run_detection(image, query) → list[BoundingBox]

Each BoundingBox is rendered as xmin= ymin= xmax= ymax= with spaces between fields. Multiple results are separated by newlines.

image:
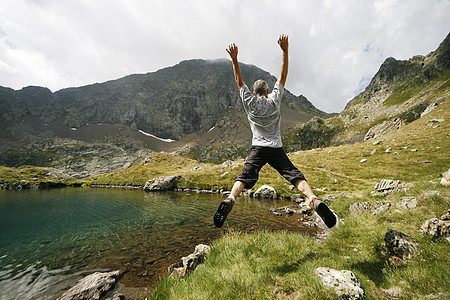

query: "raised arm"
xmin=226 ymin=43 xmax=244 ymax=89
xmin=278 ymin=34 xmax=289 ymax=87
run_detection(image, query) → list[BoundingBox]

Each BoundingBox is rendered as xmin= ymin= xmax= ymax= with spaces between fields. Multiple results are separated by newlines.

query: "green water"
xmin=0 ymin=187 xmax=313 ymax=299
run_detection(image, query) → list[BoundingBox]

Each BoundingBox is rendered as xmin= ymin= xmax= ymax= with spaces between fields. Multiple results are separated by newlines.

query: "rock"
xmin=168 ymin=244 xmax=210 ymax=278
xmin=57 ymin=270 xmax=121 ymax=300
xmin=373 ymin=139 xmax=383 ymax=145
xmin=364 ymin=118 xmax=405 ymax=141
xmin=421 ymin=218 xmax=450 ymax=241
xmin=105 ymin=293 xmax=125 ymax=300
xmin=396 ymin=197 xmax=418 ymax=210
xmin=144 ymin=175 xmax=182 ymax=191
xmin=349 ymin=201 xmax=391 ymax=215
xmin=373 ymin=179 xmax=413 ymax=195
xmin=382 ymin=286 xmax=402 ymax=298
xmin=440 ymin=168 xmax=450 ymax=186
xmin=423 ymin=190 xmax=441 ymax=198
xmin=253 ymin=185 xmax=277 ymax=199
xmin=441 ymin=210 xmax=450 ymax=221
xmin=420 ymin=102 xmax=438 ymax=117
xmin=271 ymin=206 xmax=302 ymax=216
xmin=384 ymin=229 xmax=421 ymax=267
xmin=291 ymin=194 xmax=305 ymax=203
xmin=315 ymin=267 xmax=364 ymax=299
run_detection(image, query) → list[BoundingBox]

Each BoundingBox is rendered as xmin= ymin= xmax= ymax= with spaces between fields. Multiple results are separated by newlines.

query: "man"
xmin=213 ymin=34 xmax=336 ymax=229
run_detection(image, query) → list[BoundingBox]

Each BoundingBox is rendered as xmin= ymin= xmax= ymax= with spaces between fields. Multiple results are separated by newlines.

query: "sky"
xmin=0 ymin=0 xmax=449 ymax=113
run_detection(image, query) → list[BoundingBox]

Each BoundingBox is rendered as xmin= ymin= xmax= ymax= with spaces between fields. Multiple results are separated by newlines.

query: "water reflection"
xmin=0 ymin=188 xmax=315 ymax=299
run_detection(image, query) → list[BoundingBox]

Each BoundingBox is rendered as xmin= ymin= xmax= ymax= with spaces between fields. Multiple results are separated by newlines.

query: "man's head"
xmin=253 ymin=79 xmax=269 ymax=96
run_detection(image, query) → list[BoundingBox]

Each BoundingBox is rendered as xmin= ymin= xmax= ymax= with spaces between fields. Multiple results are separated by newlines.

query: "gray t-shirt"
xmin=240 ymin=81 xmax=284 ymax=148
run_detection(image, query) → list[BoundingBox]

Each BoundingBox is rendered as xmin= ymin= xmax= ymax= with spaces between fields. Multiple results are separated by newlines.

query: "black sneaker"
xmin=312 ymin=198 xmax=336 ymax=228
xmin=213 ymin=198 xmax=234 ymax=228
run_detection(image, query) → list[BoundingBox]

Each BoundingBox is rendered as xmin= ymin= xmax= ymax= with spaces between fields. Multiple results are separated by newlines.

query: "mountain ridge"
xmin=0 ymin=59 xmax=328 ymax=176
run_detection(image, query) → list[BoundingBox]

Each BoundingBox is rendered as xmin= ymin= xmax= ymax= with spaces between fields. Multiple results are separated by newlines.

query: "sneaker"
xmin=311 ymin=197 xmax=336 ymax=228
xmin=214 ymin=198 xmax=234 ymax=228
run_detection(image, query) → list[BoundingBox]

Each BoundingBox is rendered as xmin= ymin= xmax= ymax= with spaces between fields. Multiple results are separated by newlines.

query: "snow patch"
xmin=139 ymin=130 xmax=175 ymax=143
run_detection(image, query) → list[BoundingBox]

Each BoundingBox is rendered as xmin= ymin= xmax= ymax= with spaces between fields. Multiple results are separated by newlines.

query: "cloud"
xmin=0 ymin=0 xmax=448 ymax=112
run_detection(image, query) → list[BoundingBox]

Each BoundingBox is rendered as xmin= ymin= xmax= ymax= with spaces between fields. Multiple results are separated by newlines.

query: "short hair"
xmin=253 ymin=79 xmax=268 ymax=96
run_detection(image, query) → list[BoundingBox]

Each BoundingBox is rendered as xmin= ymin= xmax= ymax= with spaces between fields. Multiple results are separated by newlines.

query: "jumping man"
xmin=214 ymin=34 xmax=336 ymax=229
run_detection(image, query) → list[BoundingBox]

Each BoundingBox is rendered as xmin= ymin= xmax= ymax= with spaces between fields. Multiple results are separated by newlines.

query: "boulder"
xmin=291 ymin=194 xmax=306 ymax=203
xmin=423 ymin=190 xmax=441 ymax=198
xmin=396 ymin=197 xmax=418 ymax=210
xmin=315 ymin=267 xmax=364 ymax=299
xmin=57 ymin=271 xmax=120 ymax=300
xmin=168 ymin=244 xmax=210 ymax=278
xmin=349 ymin=201 xmax=391 ymax=215
xmin=441 ymin=209 xmax=450 ymax=221
xmin=373 ymin=179 xmax=413 ymax=195
xmin=144 ymin=175 xmax=182 ymax=191
xmin=253 ymin=185 xmax=277 ymax=199
xmin=440 ymin=168 xmax=450 ymax=186
xmin=420 ymin=102 xmax=438 ymax=117
xmin=384 ymin=229 xmax=421 ymax=267
xmin=364 ymin=117 xmax=405 ymax=141
xmin=421 ymin=218 xmax=450 ymax=241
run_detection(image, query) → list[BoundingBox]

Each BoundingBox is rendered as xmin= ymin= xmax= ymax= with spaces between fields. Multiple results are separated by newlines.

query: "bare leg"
xmin=293 ymin=179 xmax=314 ymax=200
xmin=229 ymin=180 xmax=246 ymax=199
xmin=214 ymin=181 xmax=245 ymax=228
xmin=293 ymin=179 xmax=336 ymax=228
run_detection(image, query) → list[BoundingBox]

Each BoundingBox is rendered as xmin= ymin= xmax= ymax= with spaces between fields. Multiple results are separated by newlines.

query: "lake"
xmin=0 ymin=187 xmax=317 ymax=299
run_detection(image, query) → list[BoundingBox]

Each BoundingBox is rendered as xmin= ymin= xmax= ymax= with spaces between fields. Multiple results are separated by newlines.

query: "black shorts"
xmin=236 ymin=146 xmax=306 ymax=189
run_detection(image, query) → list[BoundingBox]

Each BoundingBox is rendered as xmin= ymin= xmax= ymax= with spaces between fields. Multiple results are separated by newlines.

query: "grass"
xmin=148 ymin=183 xmax=449 ymax=299
xmin=146 ymin=99 xmax=449 ymax=299
xmin=1 ymin=87 xmax=449 ymax=299
xmin=0 ymin=165 xmax=66 ymax=188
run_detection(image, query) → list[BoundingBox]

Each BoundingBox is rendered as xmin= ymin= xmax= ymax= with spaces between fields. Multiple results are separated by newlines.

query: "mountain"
xmin=0 ymin=60 xmax=327 ymax=177
xmin=2 ymin=32 xmax=448 ymax=178
xmin=283 ymin=32 xmax=450 ymax=151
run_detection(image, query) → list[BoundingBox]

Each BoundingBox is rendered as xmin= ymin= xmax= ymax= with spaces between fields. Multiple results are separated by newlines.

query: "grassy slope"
xmin=147 ymin=100 xmax=449 ymax=299
xmin=0 ymin=165 xmax=65 ymax=188
xmin=1 ymin=99 xmax=448 ymax=298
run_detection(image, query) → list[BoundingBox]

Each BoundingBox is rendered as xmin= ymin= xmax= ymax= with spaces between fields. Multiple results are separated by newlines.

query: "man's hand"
xmin=278 ymin=34 xmax=289 ymax=86
xmin=226 ymin=43 xmax=244 ymax=88
xmin=278 ymin=34 xmax=289 ymax=53
xmin=226 ymin=43 xmax=239 ymax=60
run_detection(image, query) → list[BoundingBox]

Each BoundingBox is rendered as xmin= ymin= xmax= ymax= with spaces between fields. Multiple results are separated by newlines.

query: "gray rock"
xmin=168 ymin=244 xmax=210 ymax=278
xmin=373 ymin=179 xmax=413 ymax=195
xmin=315 ymin=267 xmax=364 ymax=299
xmin=57 ymin=271 xmax=120 ymax=300
xmin=441 ymin=209 xmax=450 ymax=221
xmin=253 ymin=184 xmax=277 ymax=199
xmin=441 ymin=168 xmax=450 ymax=186
xmin=382 ymin=286 xmax=402 ymax=298
xmin=423 ymin=190 xmax=441 ymax=198
xmin=349 ymin=201 xmax=391 ymax=215
xmin=144 ymin=175 xmax=182 ymax=191
xmin=420 ymin=102 xmax=438 ymax=117
xmin=364 ymin=117 xmax=405 ymax=141
xmin=105 ymin=293 xmax=125 ymax=300
xmin=291 ymin=194 xmax=306 ymax=203
xmin=271 ymin=206 xmax=302 ymax=216
xmin=396 ymin=197 xmax=418 ymax=210
xmin=421 ymin=218 xmax=450 ymax=241
xmin=384 ymin=229 xmax=421 ymax=267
